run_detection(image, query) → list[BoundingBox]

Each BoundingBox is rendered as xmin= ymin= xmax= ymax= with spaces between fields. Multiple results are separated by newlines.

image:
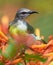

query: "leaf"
xmin=0 ymin=49 xmax=2 ymax=55
xmin=25 ymin=53 xmax=47 ymax=62
xmin=0 ymin=62 xmax=4 ymax=65
xmin=16 ymin=62 xmax=23 ymax=65
xmin=2 ymin=38 xmax=18 ymax=59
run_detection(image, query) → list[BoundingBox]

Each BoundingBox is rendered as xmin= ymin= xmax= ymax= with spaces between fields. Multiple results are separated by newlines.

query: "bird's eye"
xmin=21 ymin=12 xmax=26 ymax=14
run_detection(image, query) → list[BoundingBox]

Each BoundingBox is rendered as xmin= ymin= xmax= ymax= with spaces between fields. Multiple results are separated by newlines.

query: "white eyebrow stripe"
xmin=20 ymin=9 xmax=31 ymax=12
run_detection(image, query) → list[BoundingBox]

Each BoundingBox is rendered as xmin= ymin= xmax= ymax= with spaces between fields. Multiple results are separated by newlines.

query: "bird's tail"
xmin=30 ymin=34 xmax=47 ymax=44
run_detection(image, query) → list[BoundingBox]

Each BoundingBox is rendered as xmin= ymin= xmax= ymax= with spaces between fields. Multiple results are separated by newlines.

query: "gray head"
xmin=15 ymin=8 xmax=39 ymax=19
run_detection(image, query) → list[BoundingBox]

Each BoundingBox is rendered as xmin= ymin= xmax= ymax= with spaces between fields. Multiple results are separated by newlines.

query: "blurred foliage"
xmin=0 ymin=37 xmax=47 ymax=64
xmin=16 ymin=53 xmax=47 ymax=65
xmin=0 ymin=49 xmax=2 ymax=55
xmin=0 ymin=62 xmax=4 ymax=65
xmin=17 ymin=63 xmax=23 ymax=65
xmin=25 ymin=53 xmax=47 ymax=62
xmin=2 ymin=38 xmax=18 ymax=60
xmin=33 ymin=14 xmax=53 ymax=41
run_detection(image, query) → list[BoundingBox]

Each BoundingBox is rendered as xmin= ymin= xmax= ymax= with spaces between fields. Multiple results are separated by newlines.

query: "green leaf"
xmin=2 ymin=38 xmax=18 ymax=60
xmin=0 ymin=49 xmax=2 ymax=55
xmin=0 ymin=62 xmax=4 ymax=65
xmin=16 ymin=62 xmax=22 ymax=65
xmin=25 ymin=53 xmax=47 ymax=62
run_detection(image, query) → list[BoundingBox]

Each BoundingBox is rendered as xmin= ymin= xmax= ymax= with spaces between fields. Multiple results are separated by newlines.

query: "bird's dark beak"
xmin=30 ymin=11 xmax=39 ymax=14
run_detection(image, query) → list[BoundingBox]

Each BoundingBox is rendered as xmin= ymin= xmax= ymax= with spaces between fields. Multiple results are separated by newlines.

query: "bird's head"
xmin=15 ymin=8 xmax=39 ymax=19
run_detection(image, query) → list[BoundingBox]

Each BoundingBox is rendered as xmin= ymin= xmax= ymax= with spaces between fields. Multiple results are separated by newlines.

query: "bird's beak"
xmin=30 ymin=11 xmax=39 ymax=14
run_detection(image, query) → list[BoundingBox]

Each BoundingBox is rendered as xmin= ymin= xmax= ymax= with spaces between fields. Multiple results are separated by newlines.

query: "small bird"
xmin=9 ymin=8 xmax=46 ymax=45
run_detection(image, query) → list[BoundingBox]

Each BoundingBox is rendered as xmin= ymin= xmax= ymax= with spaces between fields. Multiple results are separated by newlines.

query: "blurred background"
xmin=0 ymin=0 xmax=53 ymax=41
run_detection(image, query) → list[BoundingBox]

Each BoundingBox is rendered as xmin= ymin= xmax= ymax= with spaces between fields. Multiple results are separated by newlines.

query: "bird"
xmin=9 ymin=8 xmax=46 ymax=46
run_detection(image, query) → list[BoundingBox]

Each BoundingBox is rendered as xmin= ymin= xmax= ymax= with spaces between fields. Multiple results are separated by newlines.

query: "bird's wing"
xmin=26 ymin=22 xmax=34 ymax=34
